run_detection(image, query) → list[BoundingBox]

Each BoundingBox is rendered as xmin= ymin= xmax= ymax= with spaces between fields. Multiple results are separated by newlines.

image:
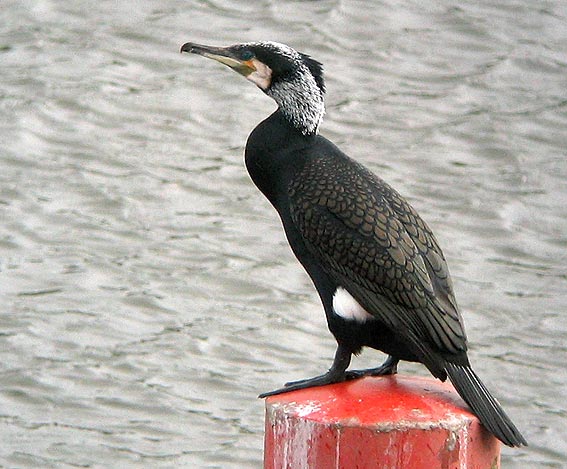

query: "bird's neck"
xmin=267 ymin=77 xmax=325 ymax=136
xmin=245 ymin=110 xmax=315 ymax=206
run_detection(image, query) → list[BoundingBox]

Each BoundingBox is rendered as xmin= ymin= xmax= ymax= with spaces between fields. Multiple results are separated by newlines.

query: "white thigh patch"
xmin=332 ymin=287 xmax=374 ymax=323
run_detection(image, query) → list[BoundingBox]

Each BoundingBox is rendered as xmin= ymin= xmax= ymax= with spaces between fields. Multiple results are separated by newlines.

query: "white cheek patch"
xmin=245 ymin=59 xmax=272 ymax=90
xmin=332 ymin=287 xmax=375 ymax=323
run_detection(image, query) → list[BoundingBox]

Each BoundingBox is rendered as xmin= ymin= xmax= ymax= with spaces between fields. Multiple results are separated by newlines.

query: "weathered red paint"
xmin=264 ymin=375 xmax=500 ymax=469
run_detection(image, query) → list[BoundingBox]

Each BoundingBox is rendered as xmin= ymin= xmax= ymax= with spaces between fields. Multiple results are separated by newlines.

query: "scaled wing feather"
xmin=289 ymin=154 xmax=467 ymax=354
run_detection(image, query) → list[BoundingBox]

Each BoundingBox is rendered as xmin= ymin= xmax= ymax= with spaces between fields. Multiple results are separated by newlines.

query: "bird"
xmin=180 ymin=40 xmax=527 ymax=447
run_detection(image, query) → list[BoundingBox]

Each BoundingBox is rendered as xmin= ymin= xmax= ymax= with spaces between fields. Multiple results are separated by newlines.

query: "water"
xmin=1 ymin=0 xmax=566 ymax=467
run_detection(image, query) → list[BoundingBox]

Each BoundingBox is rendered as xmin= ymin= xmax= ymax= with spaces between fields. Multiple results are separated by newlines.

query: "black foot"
xmin=344 ymin=356 xmax=399 ymax=380
xmin=259 ymin=370 xmax=346 ymax=398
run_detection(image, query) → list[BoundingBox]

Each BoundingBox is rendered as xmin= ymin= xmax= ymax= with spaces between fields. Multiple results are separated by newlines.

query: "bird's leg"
xmin=344 ymin=355 xmax=399 ymax=380
xmin=259 ymin=345 xmax=352 ymax=398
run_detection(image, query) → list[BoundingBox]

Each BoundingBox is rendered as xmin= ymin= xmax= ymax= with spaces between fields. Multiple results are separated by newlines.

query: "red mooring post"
xmin=264 ymin=375 xmax=500 ymax=469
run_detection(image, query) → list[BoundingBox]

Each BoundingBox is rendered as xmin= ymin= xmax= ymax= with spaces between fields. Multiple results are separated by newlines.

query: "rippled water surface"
xmin=1 ymin=1 xmax=566 ymax=467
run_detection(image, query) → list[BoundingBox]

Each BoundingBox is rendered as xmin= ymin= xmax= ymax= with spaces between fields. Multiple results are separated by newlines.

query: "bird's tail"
xmin=444 ymin=361 xmax=527 ymax=447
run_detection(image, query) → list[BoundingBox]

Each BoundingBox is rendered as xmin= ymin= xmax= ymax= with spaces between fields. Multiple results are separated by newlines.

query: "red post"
xmin=264 ymin=375 xmax=500 ymax=469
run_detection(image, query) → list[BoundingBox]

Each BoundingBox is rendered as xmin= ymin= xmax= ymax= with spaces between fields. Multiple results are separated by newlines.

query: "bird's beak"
xmin=180 ymin=42 xmax=256 ymax=77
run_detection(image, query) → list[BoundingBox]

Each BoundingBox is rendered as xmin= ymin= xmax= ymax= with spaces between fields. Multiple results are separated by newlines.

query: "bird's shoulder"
xmin=288 ymin=147 xmax=431 ymax=296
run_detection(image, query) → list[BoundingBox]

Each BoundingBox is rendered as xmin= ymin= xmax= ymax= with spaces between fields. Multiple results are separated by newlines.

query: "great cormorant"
xmin=180 ymin=40 xmax=527 ymax=447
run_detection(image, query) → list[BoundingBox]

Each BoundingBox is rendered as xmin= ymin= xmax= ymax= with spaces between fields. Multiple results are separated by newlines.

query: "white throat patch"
xmin=240 ymin=41 xmax=325 ymax=135
xmin=332 ymin=287 xmax=375 ymax=323
xmin=245 ymin=59 xmax=272 ymax=90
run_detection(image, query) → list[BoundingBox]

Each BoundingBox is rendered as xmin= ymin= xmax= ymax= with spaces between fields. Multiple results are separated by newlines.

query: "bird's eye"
xmin=240 ymin=50 xmax=255 ymax=61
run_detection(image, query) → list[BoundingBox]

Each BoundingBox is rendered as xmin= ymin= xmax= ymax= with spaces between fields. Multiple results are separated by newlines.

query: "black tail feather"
xmin=445 ymin=361 xmax=527 ymax=447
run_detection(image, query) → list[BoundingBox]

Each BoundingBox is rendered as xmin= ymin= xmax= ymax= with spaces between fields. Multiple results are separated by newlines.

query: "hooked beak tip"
xmin=180 ymin=42 xmax=193 ymax=54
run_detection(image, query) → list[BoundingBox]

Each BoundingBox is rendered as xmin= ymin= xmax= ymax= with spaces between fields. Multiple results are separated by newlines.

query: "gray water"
xmin=1 ymin=0 xmax=566 ymax=467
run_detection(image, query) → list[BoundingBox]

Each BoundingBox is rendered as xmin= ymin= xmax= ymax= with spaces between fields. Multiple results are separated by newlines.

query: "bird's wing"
xmin=289 ymin=153 xmax=467 ymax=354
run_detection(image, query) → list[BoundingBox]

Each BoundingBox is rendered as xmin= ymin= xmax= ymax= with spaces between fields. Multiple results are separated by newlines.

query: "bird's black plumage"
xmin=180 ymin=40 xmax=527 ymax=447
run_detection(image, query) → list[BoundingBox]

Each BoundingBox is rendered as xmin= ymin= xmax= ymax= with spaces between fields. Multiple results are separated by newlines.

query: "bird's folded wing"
xmin=289 ymin=155 xmax=467 ymax=354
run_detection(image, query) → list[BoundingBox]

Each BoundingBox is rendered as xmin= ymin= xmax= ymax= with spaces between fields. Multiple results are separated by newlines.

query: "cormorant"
xmin=180 ymin=40 xmax=527 ymax=447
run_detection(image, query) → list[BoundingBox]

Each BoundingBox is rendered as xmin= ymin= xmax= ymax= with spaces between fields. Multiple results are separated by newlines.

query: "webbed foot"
xmin=259 ymin=344 xmax=353 ymax=398
xmin=259 ymin=370 xmax=347 ymax=398
xmin=344 ymin=356 xmax=399 ymax=380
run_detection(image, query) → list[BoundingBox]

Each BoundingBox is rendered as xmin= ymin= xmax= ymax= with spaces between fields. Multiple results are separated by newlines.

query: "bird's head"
xmin=180 ymin=41 xmax=326 ymax=135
